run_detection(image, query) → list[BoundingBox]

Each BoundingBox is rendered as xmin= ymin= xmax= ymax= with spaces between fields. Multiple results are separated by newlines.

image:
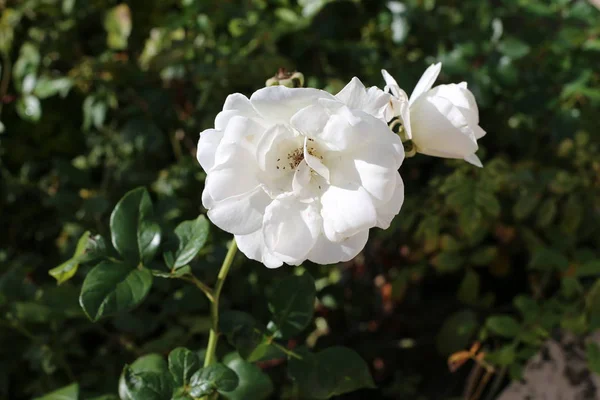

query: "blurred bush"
xmin=1 ymin=0 xmax=600 ymax=398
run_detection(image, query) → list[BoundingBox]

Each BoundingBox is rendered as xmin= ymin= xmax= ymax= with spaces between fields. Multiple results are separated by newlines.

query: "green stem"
xmin=182 ymin=274 xmax=215 ymax=303
xmin=203 ymin=239 xmax=238 ymax=368
xmin=269 ymin=340 xmax=303 ymax=360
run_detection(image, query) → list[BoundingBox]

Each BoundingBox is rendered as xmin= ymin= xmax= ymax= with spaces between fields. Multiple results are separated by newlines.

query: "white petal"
xmin=235 ymin=231 xmax=283 ymax=269
xmin=214 ymin=93 xmax=260 ymax=131
xmin=290 ymin=104 xmax=331 ymax=138
xmin=464 ymin=153 xmax=483 ymax=168
xmin=213 ymin=116 xmax=264 ymax=168
xmin=335 ymin=77 xmax=391 ymax=120
xmin=197 ymin=128 xmax=223 ymax=172
xmin=374 ymin=172 xmax=405 ymax=229
xmin=381 ymin=69 xmax=401 ymax=98
xmin=255 ymin=124 xmax=296 ymax=171
xmin=206 ymin=163 xmax=260 ymax=202
xmin=250 ymin=86 xmax=335 ymax=124
xmin=411 ymin=94 xmax=478 ymax=158
xmin=321 ymin=185 xmax=377 ymax=242
xmin=429 ymin=83 xmax=486 ymax=139
xmin=207 ymin=187 xmax=271 ymax=235
xmin=292 ymin=159 xmax=312 ymax=196
xmin=354 ymin=156 xmax=397 ymax=203
xmin=409 ymin=62 xmax=442 ymax=106
xmin=307 ymin=229 xmax=369 ymax=265
xmin=304 ymin=137 xmax=330 ymax=182
xmin=263 ymin=197 xmax=322 ymax=264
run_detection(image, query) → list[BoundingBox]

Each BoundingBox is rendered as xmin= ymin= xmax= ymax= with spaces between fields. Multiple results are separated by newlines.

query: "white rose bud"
xmin=197 ymin=80 xmax=405 ymax=268
xmin=382 ymin=63 xmax=486 ymax=167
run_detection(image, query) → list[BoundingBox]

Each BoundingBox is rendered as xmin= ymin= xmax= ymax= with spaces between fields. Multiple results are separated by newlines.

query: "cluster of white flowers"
xmin=197 ymin=63 xmax=485 ymax=268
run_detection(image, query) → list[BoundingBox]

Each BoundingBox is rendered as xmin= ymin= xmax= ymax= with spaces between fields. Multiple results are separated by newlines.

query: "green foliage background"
xmin=1 ymin=0 xmax=600 ymax=398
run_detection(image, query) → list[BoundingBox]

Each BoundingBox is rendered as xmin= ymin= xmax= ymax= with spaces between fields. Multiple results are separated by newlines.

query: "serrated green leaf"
xmin=121 ymin=366 xmax=172 ymax=400
xmin=172 ymin=215 xmax=209 ymax=269
xmin=222 ymin=352 xmax=273 ymax=400
xmin=268 ymin=273 xmax=316 ymax=339
xmin=188 ymin=364 xmax=239 ymax=397
xmin=485 ymin=315 xmax=521 ymax=337
xmin=33 ymin=383 xmax=78 ymax=400
xmin=110 ymin=187 xmax=161 ymax=265
xmin=79 ymin=260 xmax=153 ymax=321
xmin=168 ymin=347 xmax=201 ymax=387
xmin=288 ymin=347 xmax=375 ymax=399
xmin=118 ymin=354 xmax=169 ymax=400
xmin=49 ymin=231 xmax=90 ymax=284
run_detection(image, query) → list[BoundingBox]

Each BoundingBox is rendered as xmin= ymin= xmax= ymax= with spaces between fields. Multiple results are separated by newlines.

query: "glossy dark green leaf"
xmin=121 ymin=365 xmax=172 ymax=400
xmin=219 ymin=311 xmax=271 ymax=362
xmin=172 ymin=215 xmax=209 ymax=269
xmin=33 ymin=383 xmax=78 ymax=400
xmin=188 ymin=364 xmax=239 ymax=397
xmin=49 ymin=231 xmax=90 ymax=285
xmin=168 ymin=347 xmax=201 ymax=387
xmin=118 ymin=354 xmax=169 ymax=400
xmin=110 ymin=187 xmax=161 ymax=264
xmin=288 ymin=347 xmax=375 ymax=399
xmin=222 ymin=352 xmax=273 ymax=400
xmin=268 ymin=273 xmax=315 ymax=339
xmin=79 ymin=260 xmax=153 ymax=321
xmin=485 ymin=315 xmax=521 ymax=338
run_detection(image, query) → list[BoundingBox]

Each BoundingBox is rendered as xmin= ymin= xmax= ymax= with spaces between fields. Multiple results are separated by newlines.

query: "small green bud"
xmin=266 ymin=68 xmax=305 ymax=88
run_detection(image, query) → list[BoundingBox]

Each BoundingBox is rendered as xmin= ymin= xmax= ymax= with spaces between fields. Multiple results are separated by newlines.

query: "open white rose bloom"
xmin=382 ymin=63 xmax=486 ymax=167
xmin=197 ymin=79 xmax=405 ymax=268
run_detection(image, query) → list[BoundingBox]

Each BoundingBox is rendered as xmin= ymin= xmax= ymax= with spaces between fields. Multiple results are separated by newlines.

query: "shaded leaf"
xmin=168 ymin=347 xmax=201 ymax=387
xmin=288 ymin=347 xmax=375 ymax=399
xmin=79 ymin=261 xmax=153 ymax=321
xmin=222 ymin=353 xmax=273 ymax=400
xmin=171 ymin=215 xmax=209 ymax=269
xmin=268 ymin=273 xmax=316 ymax=339
xmin=486 ymin=315 xmax=521 ymax=338
xmin=189 ymin=364 xmax=239 ymax=397
xmin=33 ymin=383 xmax=78 ymax=400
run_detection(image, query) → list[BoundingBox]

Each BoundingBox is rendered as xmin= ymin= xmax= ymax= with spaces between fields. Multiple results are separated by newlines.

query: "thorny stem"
xmin=203 ymin=239 xmax=238 ymax=368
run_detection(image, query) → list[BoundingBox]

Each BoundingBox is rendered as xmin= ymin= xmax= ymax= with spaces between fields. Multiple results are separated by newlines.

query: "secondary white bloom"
xmin=197 ymin=80 xmax=404 ymax=268
xmin=382 ymin=63 xmax=486 ymax=167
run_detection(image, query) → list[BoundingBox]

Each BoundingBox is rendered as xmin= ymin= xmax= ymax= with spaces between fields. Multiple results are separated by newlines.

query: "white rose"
xmin=197 ymin=80 xmax=405 ymax=268
xmin=382 ymin=63 xmax=486 ymax=167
